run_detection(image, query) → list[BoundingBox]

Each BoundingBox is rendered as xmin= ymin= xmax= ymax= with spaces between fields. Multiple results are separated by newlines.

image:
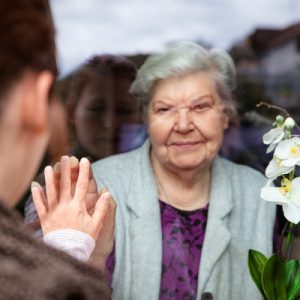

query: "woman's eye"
xmin=156 ymin=107 xmax=170 ymax=113
xmin=193 ymin=103 xmax=210 ymax=112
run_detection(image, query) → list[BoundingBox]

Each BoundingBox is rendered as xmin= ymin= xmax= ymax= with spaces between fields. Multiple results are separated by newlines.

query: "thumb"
xmin=91 ymin=192 xmax=110 ymax=239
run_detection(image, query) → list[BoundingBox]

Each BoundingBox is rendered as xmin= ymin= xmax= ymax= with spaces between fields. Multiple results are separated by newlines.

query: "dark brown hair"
xmin=0 ymin=0 xmax=57 ymax=99
xmin=68 ymin=54 xmax=137 ymax=107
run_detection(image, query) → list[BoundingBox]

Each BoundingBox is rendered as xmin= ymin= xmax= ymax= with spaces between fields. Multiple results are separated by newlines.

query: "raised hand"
xmin=31 ymin=156 xmax=111 ymax=241
xmin=52 ymin=156 xmax=99 ymax=215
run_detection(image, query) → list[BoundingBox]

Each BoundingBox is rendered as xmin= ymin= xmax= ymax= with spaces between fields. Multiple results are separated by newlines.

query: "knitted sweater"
xmin=0 ymin=200 xmax=110 ymax=300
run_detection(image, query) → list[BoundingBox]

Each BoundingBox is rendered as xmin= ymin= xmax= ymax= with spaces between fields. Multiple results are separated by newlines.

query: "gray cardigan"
xmin=92 ymin=139 xmax=276 ymax=300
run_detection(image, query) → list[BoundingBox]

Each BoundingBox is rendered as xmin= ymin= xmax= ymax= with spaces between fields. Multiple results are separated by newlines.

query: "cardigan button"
xmin=201 ymin=292 xmax=213 ymax=300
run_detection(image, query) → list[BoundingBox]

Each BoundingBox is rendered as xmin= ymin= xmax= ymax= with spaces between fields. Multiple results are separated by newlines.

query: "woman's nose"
xmin=174 ymin=108 xmax=193 ymax=132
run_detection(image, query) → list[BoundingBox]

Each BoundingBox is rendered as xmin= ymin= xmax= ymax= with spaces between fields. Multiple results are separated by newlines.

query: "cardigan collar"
xmin=197 ymin=156 xmax=233 ymax=296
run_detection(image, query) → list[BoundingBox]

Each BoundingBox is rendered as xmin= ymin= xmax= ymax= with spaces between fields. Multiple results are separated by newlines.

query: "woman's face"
xmin=148 ymin=71 xmax=229 ymax=173
xmin=74 ymin=74 xmax=139 ymax=159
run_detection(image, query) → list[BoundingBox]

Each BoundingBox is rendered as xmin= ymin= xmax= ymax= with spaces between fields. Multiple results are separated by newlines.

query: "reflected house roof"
xmin=249 ymin=22 xmax=300 ymax=54
xmin=230 ymin=21 xmax=300 ymax=118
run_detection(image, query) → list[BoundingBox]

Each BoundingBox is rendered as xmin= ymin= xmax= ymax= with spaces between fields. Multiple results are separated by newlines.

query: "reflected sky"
xmin=50 ymin=0 xmax=300 ymax=76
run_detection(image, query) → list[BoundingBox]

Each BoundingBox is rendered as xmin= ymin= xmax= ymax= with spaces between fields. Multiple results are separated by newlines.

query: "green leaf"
xmin=248 ymin=249 xmax=268 ymax=297
xmin=285 ymin=260 xmax=300 ymax=300
xmin=262 ymin=255 xmax=287 ymax=300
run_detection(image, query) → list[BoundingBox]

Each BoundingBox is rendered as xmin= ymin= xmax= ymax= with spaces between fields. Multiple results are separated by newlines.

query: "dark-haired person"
xmin=24 ymin=54 xmax=145 ymax=240
xmin=0 ymin=1 xmax=112 ymax=299
xmin=66 ymin=54 xmax=146 ymax=160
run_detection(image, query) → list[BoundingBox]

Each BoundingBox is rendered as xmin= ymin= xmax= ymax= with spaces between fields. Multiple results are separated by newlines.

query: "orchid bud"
xmin=275 ymin=115 xmax=284 ymax=126
xmin=283 ymin=117 xmax=295 ymax=130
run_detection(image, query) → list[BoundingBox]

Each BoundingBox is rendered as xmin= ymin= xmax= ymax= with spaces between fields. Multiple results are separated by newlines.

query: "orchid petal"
xmin=266 ymin=143 xmax=277 ymax=153
xmin=275 ymin=139 xmax=296 ymax=159
xmin=265 ymin=158 xmax=294 ymax=178
xmin=263 ymin=128 xmax=284 ymax=144
xmin=282 ymin=203 xmax=300 ymax=224
xmin=261 ymin=186 xmax=288 ymax=205
xmin=292 ymin=177 xmax=300 ymax=188
xmin=272 ymin=131 xmax=285 ymax=144
xmin=281 ymin=157 xmax=300 ymax=167
xmin=291 ymin=178 xmax=300 ymax=205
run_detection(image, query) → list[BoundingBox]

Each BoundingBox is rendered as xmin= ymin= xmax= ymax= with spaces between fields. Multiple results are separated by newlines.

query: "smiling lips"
xmin=169 ymin=141 xmax=202 ymax=149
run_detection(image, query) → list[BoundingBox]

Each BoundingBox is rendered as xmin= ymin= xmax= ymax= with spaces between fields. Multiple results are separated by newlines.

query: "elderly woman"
xmin=35 ymin=42 xmax=275 ymax=300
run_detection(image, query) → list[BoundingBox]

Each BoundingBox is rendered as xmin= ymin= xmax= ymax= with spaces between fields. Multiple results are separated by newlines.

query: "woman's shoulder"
xmin=216 ymin=157 xmax=274 ymax=216
xmin=217 ymin=156 xmax=267 ymax=185
xmin=218 ymin=157 xmax=266 ymax=180
xmin=93 ymin=148 xmax=139 ymax=169
xmin=92 ymin=139 xmax=150 ymax=180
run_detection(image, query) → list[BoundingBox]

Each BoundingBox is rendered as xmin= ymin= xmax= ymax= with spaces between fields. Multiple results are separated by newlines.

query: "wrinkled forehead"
xmin=149 ymin=71 xmax=221 ymax=105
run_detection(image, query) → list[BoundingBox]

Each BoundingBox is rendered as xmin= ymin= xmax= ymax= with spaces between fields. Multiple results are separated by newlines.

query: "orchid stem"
xmin=283 ymin=222 xmax=295 ymax=261
xmin=278 ymin=220 xmax=289 ymax=257
xmin=256 ymin=101 xmax=300 ymax=132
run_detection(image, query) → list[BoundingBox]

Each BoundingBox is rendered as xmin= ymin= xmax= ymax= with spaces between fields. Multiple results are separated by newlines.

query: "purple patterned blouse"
xmin=105 ymin=200 xmax=209 ymax=300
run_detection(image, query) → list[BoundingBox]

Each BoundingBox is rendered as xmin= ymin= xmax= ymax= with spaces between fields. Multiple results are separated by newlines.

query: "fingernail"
xmin=99 ymin=187 xmax=108 ymax=195
xmin=53 ymin=162 xmax=61 ymax=173
xmin=86 ymin=156 xmax=93 ymax=163
xmin=31 ymin=181 xmax=40 ymax=189
xmin=70 ymin=156 xmax=79 ymax=167
xmin=102 ymin=192 xmax=110 ymax=201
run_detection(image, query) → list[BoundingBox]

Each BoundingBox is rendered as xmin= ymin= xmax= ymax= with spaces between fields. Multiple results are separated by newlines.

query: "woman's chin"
xmin=169 ymin=158 xmax=210 ymax=172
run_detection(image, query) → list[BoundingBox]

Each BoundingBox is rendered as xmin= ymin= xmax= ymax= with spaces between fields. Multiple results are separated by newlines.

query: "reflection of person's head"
xmin=67 ymin=55 xmax=139 ymax=159
xmin=0 ymin=0 xmax=56 ymax=206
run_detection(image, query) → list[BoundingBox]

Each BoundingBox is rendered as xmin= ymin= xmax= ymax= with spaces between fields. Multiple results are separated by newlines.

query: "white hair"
xmin=130 ymin=41 xmax=237 ymax=119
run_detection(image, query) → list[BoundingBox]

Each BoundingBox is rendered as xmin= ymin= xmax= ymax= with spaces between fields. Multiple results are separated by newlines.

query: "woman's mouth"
xmin=170 ymin=141 xmax=201 ymax=150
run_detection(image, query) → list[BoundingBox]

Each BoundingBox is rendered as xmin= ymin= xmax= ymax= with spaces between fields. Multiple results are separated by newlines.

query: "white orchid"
xmin=261 ymin=177 xmax=300 ymax=224
xmin=261 ymin=113 xmax=300 ymax=223
xmin=263 ymin=127 xmax=285 ymax=153
xmin=249 ymin=108 xmax=300 ymax=299
xmin=274 ymin=137 xmax=300 ymax=167
xmin=265 ymin=157 xmax=295 ymax=179
xmin=262 ymin=116 xmax=295 ymax=153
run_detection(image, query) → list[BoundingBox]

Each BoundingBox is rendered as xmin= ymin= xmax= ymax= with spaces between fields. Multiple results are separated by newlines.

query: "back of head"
xmin=130 ymin=41 xmax=236 ymax=113
xmin=0 ymin=0 xmax=57 ymax=101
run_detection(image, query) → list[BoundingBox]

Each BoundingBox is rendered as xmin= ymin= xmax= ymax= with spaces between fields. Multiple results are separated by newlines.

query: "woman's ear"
xmin=222 ymin=113 xmax=229 ymax=130
xmin=22 ymin=71 xmax=54 ymax=134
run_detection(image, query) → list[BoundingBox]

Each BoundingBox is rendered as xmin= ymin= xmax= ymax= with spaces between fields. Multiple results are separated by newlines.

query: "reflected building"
xmin=231 ymin=22 xmax=300 ymax=118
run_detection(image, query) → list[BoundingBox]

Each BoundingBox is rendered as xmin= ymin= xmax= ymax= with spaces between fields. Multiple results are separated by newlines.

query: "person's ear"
xmin=223 ymin=113 xmax=229 ymax=130
xmin=22 ymin=71 xmax=54 ymax=134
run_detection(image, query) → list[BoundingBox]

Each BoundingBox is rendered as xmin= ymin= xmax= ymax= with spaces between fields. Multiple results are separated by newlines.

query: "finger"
xmin=92 ymin=192 xmax=111 ymax=237
xmin=70 ymin=156 xmax=80 ymax=182
xmin=99 ymin=187 xmax=108 ymax=196
xmin=53 ymin=161 xmax=61 ymax=194
xmin=105 ymin=196 xmax=117 ymax=229
xmin=44 ymin=166 xmax=58 ymax=209
xmin=74 ymin=157 xmax=90 ymax=203
xmin=54 ymin=156 xmax=79 ymax=182
xmin=31 ymin=182 xmax=47 ymax=222
xmin=86 ymin=186 xmax=107 ymax=216
xmin=87 ymin=159 xmax=94 ymax=180
xmin=39 ymin=184 xmax=48 ymax=209
xmin=60 ymin=155 xmax=72 ymax=201
xmin=53 ymin=161 xmax=61 ymax=175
